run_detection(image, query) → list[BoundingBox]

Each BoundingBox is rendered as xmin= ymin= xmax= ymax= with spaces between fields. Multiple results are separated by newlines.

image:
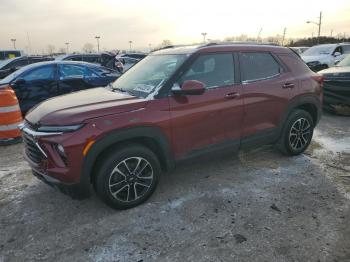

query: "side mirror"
xmin=12 ymin=78 xmax=26 ymax=86
xmin=172 ymin=80 xmax=206 ymax=95
xmin=334 ymin=52 xmax=341 ymax=57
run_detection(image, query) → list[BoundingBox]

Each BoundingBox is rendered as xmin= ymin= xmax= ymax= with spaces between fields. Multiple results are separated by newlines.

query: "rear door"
xmin=11 ymin=64 xmax=58 ymax=113
xmin=169 ymin=53 xmax=243 ymax=159
xmin=239 ymin=52 xmax=296 ymax=146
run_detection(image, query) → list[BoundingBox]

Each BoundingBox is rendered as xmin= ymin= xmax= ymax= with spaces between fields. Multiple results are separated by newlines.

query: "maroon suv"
xmin=20 ymin=44 xmax=323 ymax=209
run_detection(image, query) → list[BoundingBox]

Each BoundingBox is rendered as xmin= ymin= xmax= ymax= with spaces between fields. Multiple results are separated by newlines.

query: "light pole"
xmin=11 ymin=39 xmax=16 ymax=49
xmin=95 ymin=36 xmax=101 ymax=52
xmin=281 ymin=27 xmax=287 ymax=46
xmin=257 ymin=28 xmax=262 ymax=42
xmin=129 ymin=41 xmax=133 ymax=51
xmin=65 ymin=42 xmax=69 ymax=53
xmin=201 ymin=32 xmax=207 ymax=43
xmin=149 ymin=43 xmax=152 ymax=52
xmin=307 ymin=11 xmax=322 ymax=44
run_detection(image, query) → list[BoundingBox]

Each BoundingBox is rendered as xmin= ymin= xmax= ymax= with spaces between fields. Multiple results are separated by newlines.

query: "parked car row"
xmin=0 ymin=61 xmax=120 ymax=113
xmin=301 ymin=42 xmax=350 ymax=71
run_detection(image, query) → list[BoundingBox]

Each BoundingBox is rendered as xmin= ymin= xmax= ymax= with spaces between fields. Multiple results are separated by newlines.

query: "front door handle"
xmin=283 ymin=83 xmax=295 ymax=89
xmin=225 ymin=92 xmax=240 ymax=99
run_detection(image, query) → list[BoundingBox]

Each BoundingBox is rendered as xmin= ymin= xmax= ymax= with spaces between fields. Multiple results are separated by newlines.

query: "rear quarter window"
xmin=240 ymin=52 xmax=282 ymax=82
xmin=277 ymin=53 xmax=311 ymax=75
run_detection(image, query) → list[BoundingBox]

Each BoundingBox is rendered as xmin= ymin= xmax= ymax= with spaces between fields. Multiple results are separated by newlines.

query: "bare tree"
xmin=58 ymin=47 xmax=66 ymax=54
xmin=160 ymin=40 xmax=173 ymax=47
xmin=47 ymin=44 xmax=56 ymax=55
xmin=82 ymin=43 xmax=94 ymax=53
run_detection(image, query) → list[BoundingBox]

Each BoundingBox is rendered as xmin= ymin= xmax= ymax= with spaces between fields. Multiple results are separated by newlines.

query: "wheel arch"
xmin=277 ymin=95 xmax=322 ymax=138
xmin=80 ymin=126 xmax=175 ymax=186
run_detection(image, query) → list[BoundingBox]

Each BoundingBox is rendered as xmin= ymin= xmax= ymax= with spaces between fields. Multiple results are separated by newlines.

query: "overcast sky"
xmin=1 ymin=0 xmax=349 ymax=53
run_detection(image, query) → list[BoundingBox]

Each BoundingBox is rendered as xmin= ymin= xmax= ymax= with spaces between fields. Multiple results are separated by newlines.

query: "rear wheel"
xmin=276 ymin=109 xmax=314 ymax=155
xmin=95 ymin=144 xmax=160 ymax=209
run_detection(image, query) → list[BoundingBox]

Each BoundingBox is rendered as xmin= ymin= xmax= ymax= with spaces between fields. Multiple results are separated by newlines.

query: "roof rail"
xmin=200 ymin=41 xmax=280 ymax=47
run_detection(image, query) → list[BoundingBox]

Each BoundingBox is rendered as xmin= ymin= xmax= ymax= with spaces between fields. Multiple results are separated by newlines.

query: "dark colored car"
xmin=21 ymin=43 xmax=323 ymax=209
xmin=319 ymin=55 xmax=350 ymax=114
xmin=0 ymin=56 xmax=53 ymax=79
xmin=55 ymin=52 xmax=117 ymax=69
xmin=118 ymin=53 xmax=147 ymax=60
xmin=0 ymin=61 xmax=120 ymax=113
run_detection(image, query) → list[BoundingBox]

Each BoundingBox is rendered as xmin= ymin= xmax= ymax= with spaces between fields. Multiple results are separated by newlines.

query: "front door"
xmin=12 ymin=64 xmax=58 ymax=113
xmin=168 ymin=53 xmax=243 ymax=159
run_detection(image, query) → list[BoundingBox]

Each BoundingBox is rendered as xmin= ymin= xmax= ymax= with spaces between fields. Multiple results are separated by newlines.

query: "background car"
xmin=301 ymin=43 xmax=350 ymax=71
xmin=318 ymin=54 xmax=350 ymax=115
xmin=115 ymin=56 xmax=141 ymax=72
xmin=55 ymin=52 xmax=117 ymax=69
xmin=290 ymin=46 xmax=309 ymax=54
xmin=0 ymin=56 xmax=53 ymax=79
xmin=0 ymin=61 xmax=120 ymax=113
xmin=0 ymin=50 xmax=25 ymax=60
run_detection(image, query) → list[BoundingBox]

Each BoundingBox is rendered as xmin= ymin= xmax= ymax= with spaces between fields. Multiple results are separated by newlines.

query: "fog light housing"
xmin=55 ymin=144 xmax=68 ymax=164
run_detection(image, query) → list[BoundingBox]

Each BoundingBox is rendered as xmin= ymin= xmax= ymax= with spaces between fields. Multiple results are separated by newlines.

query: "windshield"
xmin=303 ymin=45 xmax=335 ymax=56
xmin=111 ymin=54 xmax=187 ymax=97
xmin=337 ymin=55 xmax=350 ymax=67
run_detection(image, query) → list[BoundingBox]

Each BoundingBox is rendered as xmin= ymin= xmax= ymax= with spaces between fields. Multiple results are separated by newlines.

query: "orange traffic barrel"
xmin=0 ymin=85 xmax=23 ymax=145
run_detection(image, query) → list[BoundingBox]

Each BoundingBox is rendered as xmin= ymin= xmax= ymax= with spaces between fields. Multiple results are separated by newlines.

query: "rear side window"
xmin=59 ymin=64 xmax=98 ymax=78
xmin=342 ymin=45 xmax=350 ymax=54
xmin=240 ymin=52 xmax=282 ymax=82
xmin=22 ymin=66 xmax=55 ymax=81
xmin=180 ymin=53 xmax=235 ymax=89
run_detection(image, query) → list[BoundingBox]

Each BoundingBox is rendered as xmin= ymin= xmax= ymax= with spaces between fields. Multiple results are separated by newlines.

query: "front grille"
xmin=23 ymin=133 xmax=46 ymax=164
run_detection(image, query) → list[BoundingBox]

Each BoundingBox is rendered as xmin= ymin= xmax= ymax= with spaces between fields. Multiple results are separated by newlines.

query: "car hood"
xmin=319 ymin=66 xmax=350 ymax=79
xmin=25 ymin=87 xmax=148 ymax=126
xmin=301 ymin=55 xmax=328 ymax=63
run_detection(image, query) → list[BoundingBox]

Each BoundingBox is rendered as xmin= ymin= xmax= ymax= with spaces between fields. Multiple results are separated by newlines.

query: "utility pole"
xmin=11 ymin=39 xmax=16 ymax=49
xmin=201 ymin=32 xmax=207 ymax=43
xmin=65 ymin=42 xmax=69 ymax=53
xmin=95 ymin=36 xmax=100 ymax=52
xmin=330 ymin=29 xmax=333 ymax=37
xmin=307 ymin=11 xmax=322 ymax=44
xmin=281 ymin=27 xmax=287 ymax=46
xmin=129 ymin=41 xmax=133 ymax=51
xmin=149 ymin=43 xmax=152 ymax=52
xmin=257 ymin=28 xmax=262 ymax=42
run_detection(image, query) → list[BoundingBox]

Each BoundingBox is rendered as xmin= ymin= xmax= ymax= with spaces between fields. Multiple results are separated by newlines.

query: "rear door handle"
xmin=225 ymin=92 xmax=240 ymax=99
xmin=282 ymin=83 xmax=295 ymax=89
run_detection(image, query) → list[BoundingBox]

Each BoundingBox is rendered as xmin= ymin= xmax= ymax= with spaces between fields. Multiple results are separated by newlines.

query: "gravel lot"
xmin=0 ymin=113 xmax=349 ymax=262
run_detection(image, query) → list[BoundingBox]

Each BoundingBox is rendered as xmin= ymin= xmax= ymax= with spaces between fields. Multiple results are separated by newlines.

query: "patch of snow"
xmin=313 ymin=130 xmax=350 ymax=153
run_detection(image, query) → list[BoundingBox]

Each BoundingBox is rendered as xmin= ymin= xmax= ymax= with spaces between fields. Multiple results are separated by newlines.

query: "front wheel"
xmin=276 ymin=109 xmax=314 ymax=155
xmin=95 ymin=144 xmax=160 ymax=209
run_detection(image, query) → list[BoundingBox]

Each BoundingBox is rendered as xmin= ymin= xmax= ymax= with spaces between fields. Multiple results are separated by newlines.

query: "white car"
xmin=301 ymin=43 xmax=350 ymax=71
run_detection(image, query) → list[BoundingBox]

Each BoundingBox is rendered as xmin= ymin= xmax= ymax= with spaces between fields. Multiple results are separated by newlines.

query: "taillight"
xmin=312 ymin=75 xmax=324 ymax=86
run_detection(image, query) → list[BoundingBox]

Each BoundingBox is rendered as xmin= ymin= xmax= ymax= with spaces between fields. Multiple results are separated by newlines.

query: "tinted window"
xmin=4 ymin=59 xmax=28 ymax=69
xmin=180 ymin=53 xmax=234 ymax=89
xmin=83 ymin=56 xmax=100 ymax=63
xmin=22 ymin=66 xmax=55 ymax=81
xmin=69 ymin=56 xmax=82 ymax=61
xmin=342 ymin=45 xmax=350 ymax=54
xmin=59 ymin=64 xmax=97 ymax=78
xmin=240 ymin=52 xmax=282 ymax=82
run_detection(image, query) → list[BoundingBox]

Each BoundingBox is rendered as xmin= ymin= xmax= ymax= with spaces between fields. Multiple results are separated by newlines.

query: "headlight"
xmin=37 ymin=124 xmax=84 ymax=133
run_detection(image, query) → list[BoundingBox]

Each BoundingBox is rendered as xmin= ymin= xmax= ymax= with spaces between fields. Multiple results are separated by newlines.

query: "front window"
xmin=337 ymin=55 xmax=350 ymax=67
xmin=111 ymin=54 xmax=187 ymax=97
xmin=303 ymin=45 xmax=335 ymax=56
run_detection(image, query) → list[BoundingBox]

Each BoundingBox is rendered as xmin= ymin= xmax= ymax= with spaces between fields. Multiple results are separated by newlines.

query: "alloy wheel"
xmin=108 ymin=157 xmax=153 ymax=202
xmin=288 ymin=118 xmax=312 ymax=151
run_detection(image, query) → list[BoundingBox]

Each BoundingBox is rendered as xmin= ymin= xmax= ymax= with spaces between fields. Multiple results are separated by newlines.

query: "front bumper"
xmin=20 ymin=123 xmax=96 ymax=199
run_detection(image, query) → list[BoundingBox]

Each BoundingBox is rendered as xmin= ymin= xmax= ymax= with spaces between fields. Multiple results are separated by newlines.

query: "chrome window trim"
xmin=242 ymin=73 xmax=281 ymax=84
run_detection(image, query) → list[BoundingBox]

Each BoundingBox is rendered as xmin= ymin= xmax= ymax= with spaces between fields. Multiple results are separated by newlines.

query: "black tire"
xmin=276 ymin=109 xmax=314 ymax=156
xmin=95 ymin=144 xmax=161 ymax=210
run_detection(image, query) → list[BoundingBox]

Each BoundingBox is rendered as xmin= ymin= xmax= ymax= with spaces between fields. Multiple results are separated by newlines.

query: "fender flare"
xmin=80 ymin=126 xmax=175 ymax=186
xmin=277 ymin=95 xmax=322 ymax=137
